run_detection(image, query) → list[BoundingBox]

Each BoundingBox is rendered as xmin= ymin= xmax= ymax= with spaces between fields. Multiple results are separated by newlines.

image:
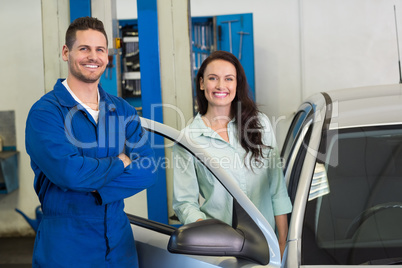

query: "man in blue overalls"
xmin=25 ymin=17 xmax=156 ymax=267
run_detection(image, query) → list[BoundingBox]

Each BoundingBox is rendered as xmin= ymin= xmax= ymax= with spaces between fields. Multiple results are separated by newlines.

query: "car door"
xmin=282 ymin=90 xmax=402 ymax=267
xmin=280 ymin=93 xmax=329 ymax=268
xmin=125 ymin=117 xmax=282 ymax=268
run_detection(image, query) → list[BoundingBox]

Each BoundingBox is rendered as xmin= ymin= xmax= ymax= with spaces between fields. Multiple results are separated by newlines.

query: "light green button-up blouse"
xmin=172 ymin=112 xmax=292 ymax=229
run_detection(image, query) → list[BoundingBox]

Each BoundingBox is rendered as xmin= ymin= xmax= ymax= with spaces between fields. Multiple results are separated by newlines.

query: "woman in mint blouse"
xmin=173 ymin=50 xmax=292 ymax=257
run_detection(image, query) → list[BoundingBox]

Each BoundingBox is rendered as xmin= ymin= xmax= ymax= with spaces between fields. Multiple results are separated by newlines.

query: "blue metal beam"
xmin=137 ymin=0 xmax=168 ymax=224
xmin=69 ymin=0 xmax=91 ymax=22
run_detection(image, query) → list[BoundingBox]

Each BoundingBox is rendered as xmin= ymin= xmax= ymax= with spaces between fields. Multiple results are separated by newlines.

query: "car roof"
xmin=321 ymin=83 xmax=402 ymax=130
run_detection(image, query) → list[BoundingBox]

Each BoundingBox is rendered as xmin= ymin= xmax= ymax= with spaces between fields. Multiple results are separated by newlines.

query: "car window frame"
xmin=281 ymin=103 xmax=314 ymax=189
xmin=283 ymin=93 xmax=330 ymax=268
xmin=281 ymin=103 xmax=314 ymax=173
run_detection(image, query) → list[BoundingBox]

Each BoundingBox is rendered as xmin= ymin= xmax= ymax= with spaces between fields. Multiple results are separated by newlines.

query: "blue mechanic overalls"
xmin=26 ymin=79 xmax=156 ymax=267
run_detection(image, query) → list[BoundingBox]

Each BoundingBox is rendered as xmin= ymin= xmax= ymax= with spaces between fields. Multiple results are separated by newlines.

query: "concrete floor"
xmin=0 ymin=236 xmax=35 ymax=267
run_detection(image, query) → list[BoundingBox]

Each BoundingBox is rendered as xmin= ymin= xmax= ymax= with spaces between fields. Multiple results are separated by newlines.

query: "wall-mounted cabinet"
xmin=119 ymin=20 xmax=142 ymax=115
xmin=122 ymin=35 xmax=141 ymax=98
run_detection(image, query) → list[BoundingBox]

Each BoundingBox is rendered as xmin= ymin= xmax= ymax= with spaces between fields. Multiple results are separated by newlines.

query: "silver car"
xmin=128 ymin=84 xmax=402 ymax=267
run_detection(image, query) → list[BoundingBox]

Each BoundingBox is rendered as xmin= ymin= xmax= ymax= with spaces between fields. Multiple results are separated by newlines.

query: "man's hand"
xmin=118 ymin=153 xmax=132 ymax=168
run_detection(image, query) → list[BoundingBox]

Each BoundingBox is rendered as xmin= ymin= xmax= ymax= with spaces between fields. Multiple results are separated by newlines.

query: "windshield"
xmin=302 ymin=125 xmax=402 ymax=265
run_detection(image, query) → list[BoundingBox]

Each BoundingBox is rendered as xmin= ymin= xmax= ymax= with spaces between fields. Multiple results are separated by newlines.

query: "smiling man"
xmin=25 ymin=17 xmax=156 ymax=267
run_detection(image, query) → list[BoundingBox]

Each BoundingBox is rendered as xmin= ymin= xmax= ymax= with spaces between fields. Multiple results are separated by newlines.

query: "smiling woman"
xmin=172 ymin=50 xmax=292 ymax=258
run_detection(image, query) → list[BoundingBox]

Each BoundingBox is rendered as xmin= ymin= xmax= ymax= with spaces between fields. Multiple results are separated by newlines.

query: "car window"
xmin=302 ymin=125 xmax=402 ymax=265
xmin=286 ymin=124 xmax=313 ymax=205
xmin=281 ymin=104 xmax=313 ymax=171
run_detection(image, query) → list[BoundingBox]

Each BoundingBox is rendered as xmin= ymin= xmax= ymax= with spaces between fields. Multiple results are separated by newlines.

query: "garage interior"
xmin=1 ymin=0 xmax=401 ymax=266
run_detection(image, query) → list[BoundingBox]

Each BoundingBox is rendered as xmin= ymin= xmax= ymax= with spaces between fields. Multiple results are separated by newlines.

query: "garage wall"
xmin=301 ymin=0 xmax=401 ymax=97
xmin=116 ymin=0 xmax=137 ymax=19
xmin=0 ymin=0 xmax=44 ymax=236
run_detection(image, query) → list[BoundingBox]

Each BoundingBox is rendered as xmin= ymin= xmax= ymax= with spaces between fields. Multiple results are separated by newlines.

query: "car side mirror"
xmin=168 ymin=219 xmax=244 ymax=254
xmin=168 ymin=200 xmax=269 ymax=265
